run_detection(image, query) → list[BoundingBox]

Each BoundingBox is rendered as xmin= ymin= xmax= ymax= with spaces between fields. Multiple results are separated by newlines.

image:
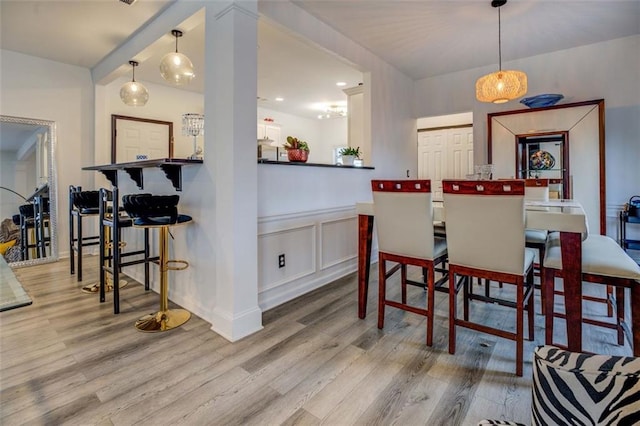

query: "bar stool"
xmin=16 ymin=203 xmax=44 ymax=260
xmin=98 ymin=187 xmax=154 ymax=313
xmin=122 ymin=193 xmax=192 ymax=332
xmin=69 ymin=186 xmax=100 ymax=281
xmin=33 ymin=195 xmax=51 ymax=258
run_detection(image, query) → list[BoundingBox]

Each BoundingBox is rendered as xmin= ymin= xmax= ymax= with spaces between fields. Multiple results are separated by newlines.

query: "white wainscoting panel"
xmin=258 ymin=224 xmax=316 ymax=293
xmin=258 ymin=206 xmax=360 ymax=311
xmin=320 ymin=217 xmax=357 ymax=270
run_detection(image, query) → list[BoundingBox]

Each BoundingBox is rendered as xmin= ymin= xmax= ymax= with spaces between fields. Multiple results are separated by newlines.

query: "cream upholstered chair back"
xmin=372 ymin=180 xmax=436 ymax=260
xmin=524 ymin=178 xmax=550 ymax=202
xmin=443 ymin=180 xmax=526 ymax=275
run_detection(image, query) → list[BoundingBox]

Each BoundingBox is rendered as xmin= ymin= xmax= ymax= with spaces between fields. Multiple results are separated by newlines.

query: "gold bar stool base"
xmin=135 ymin=308 xmax=191 ymax=332
xmin=81 ymin=277 xmax=128 ymax=294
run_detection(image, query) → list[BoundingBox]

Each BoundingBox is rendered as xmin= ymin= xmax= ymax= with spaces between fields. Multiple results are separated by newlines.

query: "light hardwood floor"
xmin=0 ymin=258 xmax=632 ymax=425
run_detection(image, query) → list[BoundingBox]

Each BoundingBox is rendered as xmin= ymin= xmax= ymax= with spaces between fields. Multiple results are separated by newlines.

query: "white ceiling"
xmin=1 ymin=1 xmax=638 ymax=119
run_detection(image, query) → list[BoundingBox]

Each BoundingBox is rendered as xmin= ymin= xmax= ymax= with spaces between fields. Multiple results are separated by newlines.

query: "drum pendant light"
xmin=476 ymin=0 xmax=527 ymax=103
xmin=159 ymin=29 xmax=195 ymax=86
xmin=120 ymin=61 xmax=149 ymax=106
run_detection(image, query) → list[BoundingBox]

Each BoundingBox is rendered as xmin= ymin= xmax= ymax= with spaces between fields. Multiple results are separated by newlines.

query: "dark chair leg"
xmin=378 ymin=258 xmax=386 ymax=330
xmin=616 ymin=286 xmax=625 ymax=346
xmin=77 ymin=214 xmax=83 ymax=281
xmin=448 ymin=271 xmax=457 ymax=355
xmin=401 ymin=264 xmax=407 ymax=304
xmin=544 ymin=269 xmax=556 ymax=345
xmin=144 ymin=228 xmax=150 ymax=291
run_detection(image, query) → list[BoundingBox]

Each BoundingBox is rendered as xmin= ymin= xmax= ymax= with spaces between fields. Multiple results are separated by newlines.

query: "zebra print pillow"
xmin=532 ymin=345 xmax=640 ymax=426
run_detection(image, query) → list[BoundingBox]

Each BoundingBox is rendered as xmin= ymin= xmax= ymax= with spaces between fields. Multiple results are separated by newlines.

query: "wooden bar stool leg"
xmin=135 ymin=225 xmax=191 ymax=332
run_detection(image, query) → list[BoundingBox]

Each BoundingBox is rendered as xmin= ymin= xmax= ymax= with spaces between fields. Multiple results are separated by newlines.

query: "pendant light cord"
xmin=175 ymin=34 xmax=179 ymax=53
xmin=498 ymin=6 xmax=502 ymax=71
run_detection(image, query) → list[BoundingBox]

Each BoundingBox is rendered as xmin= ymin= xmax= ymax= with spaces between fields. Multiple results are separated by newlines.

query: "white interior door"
xmin=115 ymin=119 xmax=170 ymax=163
xmin=417 ymin=130 xmax=447 ymax=200
xmin=418 ymin=127 xmax=473 ymax=200
xmin=447 ymin=127 xmax=474 ymax=179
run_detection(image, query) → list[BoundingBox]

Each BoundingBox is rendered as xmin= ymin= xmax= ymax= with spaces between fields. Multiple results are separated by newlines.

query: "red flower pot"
xmin=287 ymin=148 xmax=309 ymax=163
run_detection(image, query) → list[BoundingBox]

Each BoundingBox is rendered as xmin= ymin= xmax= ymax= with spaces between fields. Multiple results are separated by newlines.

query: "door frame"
xmin=111 ymin=114 xmax=174 ymax=164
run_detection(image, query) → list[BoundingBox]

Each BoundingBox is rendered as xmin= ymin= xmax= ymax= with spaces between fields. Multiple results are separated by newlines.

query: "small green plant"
xmin=339 ymin=146 xmax=361 ymax=158
xmin=284 ymin=136 xmax=310 ymax=152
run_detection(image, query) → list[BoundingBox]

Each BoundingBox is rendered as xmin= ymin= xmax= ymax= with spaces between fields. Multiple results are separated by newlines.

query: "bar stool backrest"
xmin=443 ymin=180 xmax=526 ymax=275
xmin=122 ymin=194 xmax=179 ymax=224
xmin=371 ymin=180 xmax=437 ymax=260
xmin=18 ymin=204 xmax=35 ymax=218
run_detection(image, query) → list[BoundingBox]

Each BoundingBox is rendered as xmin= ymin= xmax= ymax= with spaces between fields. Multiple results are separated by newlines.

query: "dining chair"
xmin=524 ymin=178 xmax=550 ymax=313
xmin=371 ymin=179 xmax=447 ymax=346
xmin=543 ymin=233 xmax=640 ymax=355
xmin=443 ymin=179 xmax=535 ymax=376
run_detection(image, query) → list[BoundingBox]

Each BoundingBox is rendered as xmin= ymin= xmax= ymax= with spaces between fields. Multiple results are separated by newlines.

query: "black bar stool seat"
xmin=122 ymin=194 xmax=193 ymax=332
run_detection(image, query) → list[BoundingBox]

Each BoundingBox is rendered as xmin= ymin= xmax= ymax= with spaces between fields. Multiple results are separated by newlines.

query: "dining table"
xmin=356 ymin=198 xmax=589 ymax=353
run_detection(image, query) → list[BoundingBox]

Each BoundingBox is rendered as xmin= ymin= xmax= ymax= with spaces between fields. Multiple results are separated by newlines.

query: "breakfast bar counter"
xmin=83 ymin=158 xmax=203 ymax=191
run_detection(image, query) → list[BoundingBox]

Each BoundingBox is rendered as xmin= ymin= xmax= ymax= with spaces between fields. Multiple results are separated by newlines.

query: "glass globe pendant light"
xmin=120 ymin=61 xmax=149 ymax=106
xmin=475 ymin=0 xmax=527 ymax=103
xmin=159 ymin=29 xmax=195 ymax=86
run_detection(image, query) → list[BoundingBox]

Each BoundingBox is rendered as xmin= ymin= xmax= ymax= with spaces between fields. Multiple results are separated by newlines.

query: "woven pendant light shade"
xmin=476 ymin=70 xmax=527 ymax=104
xmin=475 ymin=0 xmax=527 ymax=103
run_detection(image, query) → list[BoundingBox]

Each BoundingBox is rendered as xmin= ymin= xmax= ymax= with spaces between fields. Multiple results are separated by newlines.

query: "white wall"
xmin=258 ymin=106 xmax=347 ymax=164
xmin=98 ymin=77 xmax=204 ymax=166
xmin=0 ymin=152 xmax=35 ymax=221
xmin=0 ymin=49 xmax=94 ymax=258
xmin=260 ymin=1 xmax=416 ymax=179
xmin=413 ymin=35 xmax=640 ymax=236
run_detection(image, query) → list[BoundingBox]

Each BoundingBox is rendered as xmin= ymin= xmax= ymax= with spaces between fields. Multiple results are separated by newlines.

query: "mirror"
xmin=0 ymin=115 xmax=58 ymax=267
xmin=488 ymin=99 xmax=605 ymax=234
xmin=517 ymin=132 xmax=568 ymax=199
xmin=111 ymin=115 xmax=173 ymax=163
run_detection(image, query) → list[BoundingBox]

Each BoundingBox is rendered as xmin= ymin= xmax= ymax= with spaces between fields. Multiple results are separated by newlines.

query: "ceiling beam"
xmin=91 ymin=0 xmax=207 ymax=86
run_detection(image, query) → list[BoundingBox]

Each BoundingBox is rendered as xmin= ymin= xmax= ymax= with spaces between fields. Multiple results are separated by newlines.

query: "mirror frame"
xmin=1 ymin=114 xmax=58 ymax=268
xmin=488 ymin=99 xmax=605 ymax=234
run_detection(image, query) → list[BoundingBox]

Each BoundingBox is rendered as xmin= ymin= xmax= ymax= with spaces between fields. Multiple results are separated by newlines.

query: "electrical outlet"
xmin=278 ymin=254 xmax=285 ymax=268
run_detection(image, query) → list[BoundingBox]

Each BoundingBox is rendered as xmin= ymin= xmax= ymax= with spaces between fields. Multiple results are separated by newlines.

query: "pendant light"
xmin=475 ymin=0 xmax=527 ymax=104
xmin=120 ymin=61 xmax=149 ymax=106
xmin=159 ymin=29 xmax=195 ymax=85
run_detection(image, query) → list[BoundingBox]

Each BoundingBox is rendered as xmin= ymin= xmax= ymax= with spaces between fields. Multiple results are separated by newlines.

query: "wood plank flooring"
xmin=0 ymin=258 xmax=633 ymax=425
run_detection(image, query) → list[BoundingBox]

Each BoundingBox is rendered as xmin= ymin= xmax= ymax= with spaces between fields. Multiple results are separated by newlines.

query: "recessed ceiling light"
xmin=275 ymin=97 xmax=284 ymax=102
xmin=336 ymin=82 xmax=347 ymax=87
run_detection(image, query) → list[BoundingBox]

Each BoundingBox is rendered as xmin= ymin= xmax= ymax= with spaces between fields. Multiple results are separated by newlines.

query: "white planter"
xmin=341 ymin=155 xmax=356 ymax=166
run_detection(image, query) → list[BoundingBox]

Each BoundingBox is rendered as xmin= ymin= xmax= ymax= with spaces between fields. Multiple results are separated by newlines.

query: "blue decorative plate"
xmin=520 ymin=94 xmax=564 ymax=108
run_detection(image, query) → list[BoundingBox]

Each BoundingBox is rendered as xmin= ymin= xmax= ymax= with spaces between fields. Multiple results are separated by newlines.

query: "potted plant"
xmin=283 ymin=136 xmax=310 ymax=163
xmin=339 ymin=146 xmax=361 ymax=166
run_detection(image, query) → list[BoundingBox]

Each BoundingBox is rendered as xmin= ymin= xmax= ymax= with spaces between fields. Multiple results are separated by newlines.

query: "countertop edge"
xmin=258 ymin=160 xmax=374 ymax=170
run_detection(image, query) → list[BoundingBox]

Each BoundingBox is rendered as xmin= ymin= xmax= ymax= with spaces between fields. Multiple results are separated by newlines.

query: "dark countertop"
xmin=258 ymin=160 xmax=374 ymax=170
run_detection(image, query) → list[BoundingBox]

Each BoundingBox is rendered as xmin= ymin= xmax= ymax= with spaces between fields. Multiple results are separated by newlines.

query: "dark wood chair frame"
xmin=444 ymin=180 xmax=535 ymax=377
xmin=373 ymin=179 xmax=448 ymax=347
xmin=543 ymin=260 xmax=640 ymax=356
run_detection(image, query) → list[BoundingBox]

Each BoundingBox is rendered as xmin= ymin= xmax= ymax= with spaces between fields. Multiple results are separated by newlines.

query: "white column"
xmin=205 ymin=1 xmax=262 ymax=340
